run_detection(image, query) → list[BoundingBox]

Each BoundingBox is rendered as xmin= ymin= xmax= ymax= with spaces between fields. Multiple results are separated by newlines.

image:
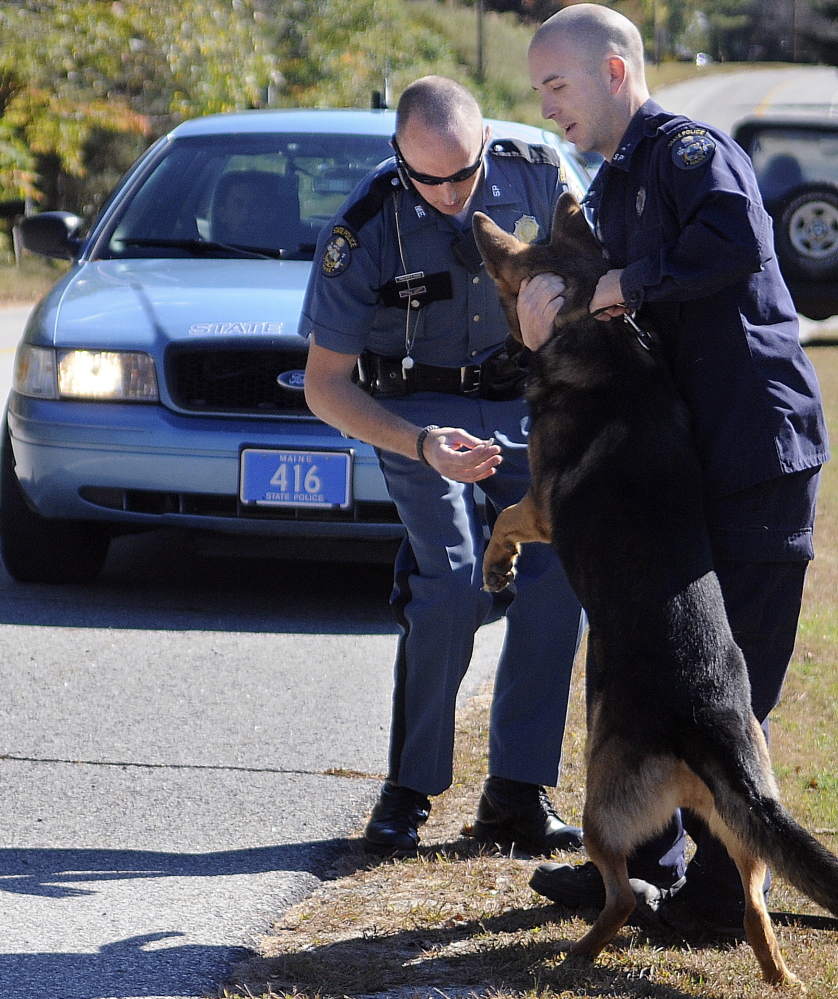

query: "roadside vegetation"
xmin=409 ymin=0 xmax=779 ymax=127
xmin=222 ymin=345 xmax=838 ymax=999
xmin=0 ymin=0 xmax=832 ymax=239
xmin=0 ymin=257 xmax=67 ymax=306
xmin=0 ymin=0 xmax=792 ymax=305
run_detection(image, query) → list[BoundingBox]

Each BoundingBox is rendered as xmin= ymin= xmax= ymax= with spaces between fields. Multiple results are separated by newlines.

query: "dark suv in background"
xmin=733 ymin=114 xmax=838 ymax=321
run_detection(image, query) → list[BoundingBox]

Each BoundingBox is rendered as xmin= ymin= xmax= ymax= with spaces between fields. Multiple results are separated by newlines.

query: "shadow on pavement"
xmin=0 ymin=932 xmax=253 ymax=999
xmin=0 ymin=839 xmax=369 ymax=899
xmin=0 ymin=528 xmax=400 ymax=635
xmin=0 ymin=840 xmax=379 ymax=998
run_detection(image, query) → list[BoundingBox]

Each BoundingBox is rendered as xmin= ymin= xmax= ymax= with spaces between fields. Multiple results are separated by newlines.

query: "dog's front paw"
xmin=483 ymin=570 xmax=512 ymax=592
xmin=483 ymin=537 xmax=520 ymax=592
xmin=482 ymin=558 xmax=517 ymax=593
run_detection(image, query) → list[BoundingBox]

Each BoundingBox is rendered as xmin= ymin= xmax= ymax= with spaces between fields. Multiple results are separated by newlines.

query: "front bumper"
xmin=7 ymin=393 xmax=404 ymax=542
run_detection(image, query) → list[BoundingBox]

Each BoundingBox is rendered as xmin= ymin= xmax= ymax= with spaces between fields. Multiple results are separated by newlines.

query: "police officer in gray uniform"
xmin=300 ymin=76 xmax=586 ymax=855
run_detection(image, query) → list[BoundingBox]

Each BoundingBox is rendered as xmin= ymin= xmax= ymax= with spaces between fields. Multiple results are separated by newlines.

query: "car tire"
xmin=1 ymin=418 xmax=110 ymax=584
xmin=775 ymin=183 xmax=838 ymax=280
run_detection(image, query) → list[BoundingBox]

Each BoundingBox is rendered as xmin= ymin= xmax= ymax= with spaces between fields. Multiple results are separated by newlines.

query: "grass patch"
xmin=773 ymin=345 xmax=838 ymax=838
xmin=224 ymin=346 xmax=838 ymax=998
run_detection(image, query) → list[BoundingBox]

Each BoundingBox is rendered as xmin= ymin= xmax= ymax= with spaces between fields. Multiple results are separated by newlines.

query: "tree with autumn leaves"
xmin=0 ymin=0 xmax=826 ymax=226
xmin=0 ymin=0 xmax=450 ymax=216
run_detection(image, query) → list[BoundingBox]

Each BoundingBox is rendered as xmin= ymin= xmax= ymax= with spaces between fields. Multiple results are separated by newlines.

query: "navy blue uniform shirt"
xmin=299 ymin=139 xmax=574 ymax=366
xmin=585 ymin=99 xmax=829 ymax=499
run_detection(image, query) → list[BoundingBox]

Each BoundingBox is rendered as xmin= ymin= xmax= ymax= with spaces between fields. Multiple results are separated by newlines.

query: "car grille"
xmin=79 ymin=486 xmax=402 ymax=524
xmin=167 ymin=346 xmax=311 ymax=415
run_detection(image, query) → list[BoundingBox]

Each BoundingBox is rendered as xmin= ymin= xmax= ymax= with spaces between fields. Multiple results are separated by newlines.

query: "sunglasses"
xmin=391 ymin=135 xmax=486 ymax=186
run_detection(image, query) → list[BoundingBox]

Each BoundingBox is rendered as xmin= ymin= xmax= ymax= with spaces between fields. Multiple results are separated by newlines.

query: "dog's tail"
xmin=730 ymin=794 xmax=838 ymax=915
xmin=694 ymin=738 xmax=838 ymax=917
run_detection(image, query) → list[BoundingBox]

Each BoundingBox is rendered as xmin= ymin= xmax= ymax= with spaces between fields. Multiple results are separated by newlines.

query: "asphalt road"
xmin=0 ymin=304 xmax=505 ymax=998
xmin=653 ymin=63 xmax=838 ymax=135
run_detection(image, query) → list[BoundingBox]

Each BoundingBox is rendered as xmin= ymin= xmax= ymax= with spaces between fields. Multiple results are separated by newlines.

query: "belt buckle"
xmin=460 ymin=364 xmax=482 ymax=396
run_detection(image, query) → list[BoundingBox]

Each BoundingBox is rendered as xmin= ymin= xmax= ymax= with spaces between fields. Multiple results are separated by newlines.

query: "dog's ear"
xmin=472 ymin=211 xmax=527 ymax=340
xmin=549 ymin=192 xmax=600 ymax=255
xmin=472 ymin=211 xmax=526 ymax=283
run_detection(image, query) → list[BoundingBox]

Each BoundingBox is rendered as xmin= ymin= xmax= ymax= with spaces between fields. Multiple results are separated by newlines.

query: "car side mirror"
xmin=19 ymin=212 xmax=83 ymax=260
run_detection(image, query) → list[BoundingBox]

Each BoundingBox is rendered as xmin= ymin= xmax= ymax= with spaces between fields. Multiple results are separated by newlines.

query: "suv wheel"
xmin=775 ymin=183 xmax=838 ymax=280
xmin=1 ymin=417 xmax=110 ymax=584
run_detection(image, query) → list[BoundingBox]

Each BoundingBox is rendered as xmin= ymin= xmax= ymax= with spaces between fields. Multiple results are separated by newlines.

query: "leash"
xmin=591 ymin=305 xmax=654 ymax=352
xmin=621 ymin=312 xmax=654 ymax=351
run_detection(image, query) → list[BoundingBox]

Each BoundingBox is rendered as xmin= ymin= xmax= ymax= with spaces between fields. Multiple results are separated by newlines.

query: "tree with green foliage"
xmin=0 ymin=0 xmax=284 ymax=210
xmin=699 ymin=0 xmax=759 ymax=60
xmin=0 ymin=0 xmax=459 ymax=215
xmin=474 ymin=0 xmax=769 ymax=62
xmin=276 ymin=0 xmax=455 ymax=107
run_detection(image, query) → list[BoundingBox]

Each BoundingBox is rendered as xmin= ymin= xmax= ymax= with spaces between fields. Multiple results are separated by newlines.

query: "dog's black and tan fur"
xmin=472 ymin=193 xmax=838 ymax=985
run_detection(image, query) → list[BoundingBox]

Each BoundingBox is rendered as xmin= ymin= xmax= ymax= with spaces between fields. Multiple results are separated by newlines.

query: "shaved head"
xmin=527 ymin=3 xmax=649 ymax=159
xmin=530 ymin=3 xmax=646 ymax=82
xmin=395 ymin=75 xmax=483 ymax=142
xmin=392 ymin=76 xmax=487 ymax=216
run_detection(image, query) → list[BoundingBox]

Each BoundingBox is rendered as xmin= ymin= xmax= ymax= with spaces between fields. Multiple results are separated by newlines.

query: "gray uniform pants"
xmin=376 ymin=392 xmax=585 ymax=797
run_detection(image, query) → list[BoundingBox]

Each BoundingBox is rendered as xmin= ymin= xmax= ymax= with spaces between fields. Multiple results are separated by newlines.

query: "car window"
xmin=101 ymin=132 xmax=393 ymax=261
xmin=748 ymin=128 xmax=838 ymax=201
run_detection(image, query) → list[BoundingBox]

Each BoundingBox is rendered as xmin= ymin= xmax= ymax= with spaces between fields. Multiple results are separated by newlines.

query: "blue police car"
xmin=4 ymin=108 xmax=590 ymax=583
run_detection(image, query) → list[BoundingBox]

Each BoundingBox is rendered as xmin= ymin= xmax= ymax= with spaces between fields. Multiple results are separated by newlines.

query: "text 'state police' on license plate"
xmin=240 ymin=448 xmax=352 ymax=508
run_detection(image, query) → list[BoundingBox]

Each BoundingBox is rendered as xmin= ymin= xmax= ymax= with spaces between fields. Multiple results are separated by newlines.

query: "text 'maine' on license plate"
xmin=240 ymin=448 xmax=352 ymax=508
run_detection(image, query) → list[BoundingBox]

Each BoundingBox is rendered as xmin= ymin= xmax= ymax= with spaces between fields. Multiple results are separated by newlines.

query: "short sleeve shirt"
xmin=298 ymin=139 xmax=570 ymax=367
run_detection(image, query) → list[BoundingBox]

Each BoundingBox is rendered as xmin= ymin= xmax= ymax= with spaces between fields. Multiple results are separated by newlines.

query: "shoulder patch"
xmin=342 ymin=169 xmax=399 ymax=231
xmin=321 ymin=225 xmax=359 ymax=278
xmin=488 ymin=138 xmax=562 ymax=167
xmin=669 ymin=128 xmax=715 ymax=170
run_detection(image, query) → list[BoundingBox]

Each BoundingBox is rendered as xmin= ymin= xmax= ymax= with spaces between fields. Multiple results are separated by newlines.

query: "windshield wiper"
xmin=121 ymin=237 xmax=281 ymax=260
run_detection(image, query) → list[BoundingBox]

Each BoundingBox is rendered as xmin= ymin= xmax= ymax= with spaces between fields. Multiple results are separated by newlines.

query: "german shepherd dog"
xmin=472 ymin=193 xmax=838 ymax=985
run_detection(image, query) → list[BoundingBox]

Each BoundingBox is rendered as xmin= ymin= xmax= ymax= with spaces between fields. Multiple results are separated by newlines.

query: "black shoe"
xmin=471 ymin=776 xmax=584 ymax=855
xmin=529 ymin=861 xmax=607 ymax=909
xmin=529 ymin=861 xmax=684 ymax=912
xmin=363 ymin=782 xmax=431 ymax=856
xmin=631 ymin=879 xmax=746 ymax=941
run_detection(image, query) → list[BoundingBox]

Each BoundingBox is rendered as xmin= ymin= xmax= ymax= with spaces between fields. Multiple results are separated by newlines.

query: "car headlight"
xmin=14 ymin=345 xmax=159 ymax=401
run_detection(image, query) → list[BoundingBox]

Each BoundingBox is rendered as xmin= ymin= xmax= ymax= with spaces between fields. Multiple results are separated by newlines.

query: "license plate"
xmin=239 ymin=448 xmax=352 ymax=508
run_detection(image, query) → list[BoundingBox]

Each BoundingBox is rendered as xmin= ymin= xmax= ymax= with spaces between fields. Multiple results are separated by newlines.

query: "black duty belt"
xmin=356 ymin=348 xmax=527 ymax=401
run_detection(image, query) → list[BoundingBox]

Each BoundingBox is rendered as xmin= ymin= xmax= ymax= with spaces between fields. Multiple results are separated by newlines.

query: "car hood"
xmin=34 ymin=258 xmax=313 ymax=349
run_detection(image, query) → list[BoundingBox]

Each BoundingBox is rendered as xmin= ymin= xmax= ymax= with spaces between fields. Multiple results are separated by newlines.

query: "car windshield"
xmin=101 ymin=132 xmax=394 ymax=261
xmin=748 ymin=126 xmax=838 ymax=201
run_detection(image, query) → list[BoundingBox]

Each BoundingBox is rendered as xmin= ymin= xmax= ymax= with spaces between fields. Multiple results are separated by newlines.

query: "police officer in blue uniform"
xmin=300 ymin=76 xmax=587 ymax=855
xmin=523 ymin=5 xmax=829 ymax=937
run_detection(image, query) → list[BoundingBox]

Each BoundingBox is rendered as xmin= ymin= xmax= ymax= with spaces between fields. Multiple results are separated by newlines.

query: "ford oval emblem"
xmin=276 ymin=369 xmax=306 ymax=391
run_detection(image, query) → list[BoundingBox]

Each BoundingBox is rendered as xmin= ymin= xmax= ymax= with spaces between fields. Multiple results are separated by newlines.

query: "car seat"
xmin=210 ymin=169 xmax=301 ymax=253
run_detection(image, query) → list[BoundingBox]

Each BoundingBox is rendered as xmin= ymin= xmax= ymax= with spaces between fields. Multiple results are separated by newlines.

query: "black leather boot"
xmin=363 ymin=782 xmax=431 ymax=855
xmin=472 ymin=776 xmax=584 ymax=854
